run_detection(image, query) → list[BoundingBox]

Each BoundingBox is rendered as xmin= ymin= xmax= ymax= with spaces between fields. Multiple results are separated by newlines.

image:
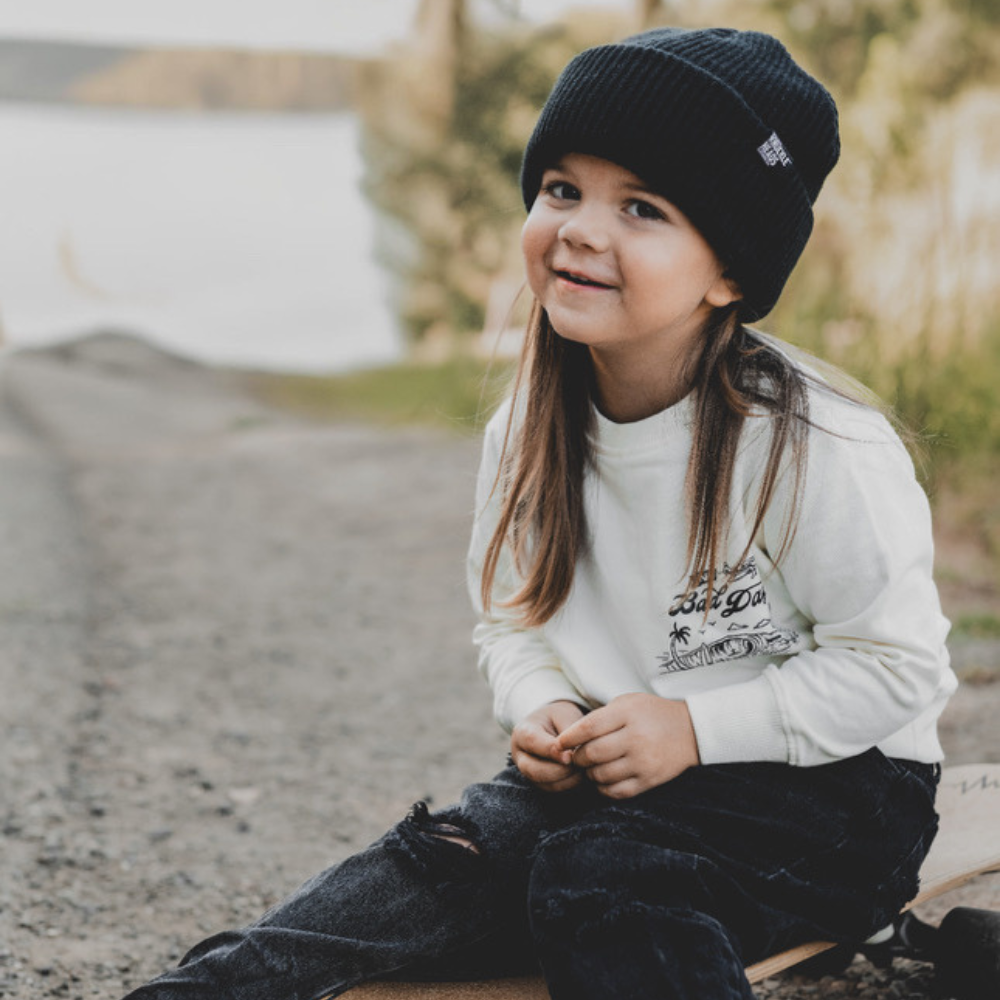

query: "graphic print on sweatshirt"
xmin=659 ymin=557 xmax=800 ymax=674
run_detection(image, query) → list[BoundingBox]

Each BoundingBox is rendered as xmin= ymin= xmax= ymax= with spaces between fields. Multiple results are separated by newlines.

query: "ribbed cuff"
xmin=685 ymin=670 xmax=790 ymax=764
xmin=499 ymin=669 xmax=588 ymax=734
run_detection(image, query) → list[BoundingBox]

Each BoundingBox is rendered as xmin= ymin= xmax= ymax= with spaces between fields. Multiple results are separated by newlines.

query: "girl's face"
xmin=521 ymin=153 xmax=739 ymax=378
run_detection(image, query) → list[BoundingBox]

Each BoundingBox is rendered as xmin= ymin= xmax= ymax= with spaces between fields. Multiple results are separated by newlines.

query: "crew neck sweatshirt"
xmin=467 ymin=385 xmax=957 ymax=767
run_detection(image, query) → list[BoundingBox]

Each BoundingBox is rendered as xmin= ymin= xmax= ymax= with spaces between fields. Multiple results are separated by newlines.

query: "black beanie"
xmin=520 ymin=27 xmax=840 ymax=321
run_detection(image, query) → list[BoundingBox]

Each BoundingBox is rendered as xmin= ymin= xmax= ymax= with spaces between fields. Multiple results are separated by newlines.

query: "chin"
xmin=545 ymin=320 xmax=597 ymax=347
xmin=542 ymin=308 xmax=600 ymax=344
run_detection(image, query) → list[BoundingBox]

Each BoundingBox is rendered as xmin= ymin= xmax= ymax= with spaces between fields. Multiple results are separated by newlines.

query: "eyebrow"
xmin=618 ymin=178 xmax=665 ymax=199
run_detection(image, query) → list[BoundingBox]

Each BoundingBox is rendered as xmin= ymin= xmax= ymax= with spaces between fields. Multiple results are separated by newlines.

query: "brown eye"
xmin=543 ymin=181 xmax=579 ymax=201
xmin=627 ymin=199 xmax=665 ymax=221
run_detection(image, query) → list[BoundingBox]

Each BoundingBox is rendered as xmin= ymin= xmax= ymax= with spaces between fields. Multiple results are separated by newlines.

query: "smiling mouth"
xmin=555 ymin=269 xmax=613 ymax=289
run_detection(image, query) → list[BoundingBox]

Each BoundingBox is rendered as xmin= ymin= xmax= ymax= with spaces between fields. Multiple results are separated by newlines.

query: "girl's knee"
xmin=390 ymin=781 xmax=554 ymax=885
xmin=528 ymin=825 xmax=711 ymax=932
xmin=406 ymin=803 xmax=481 ymax=854
xmin=397 ymin=801 xmax=485 ymax=868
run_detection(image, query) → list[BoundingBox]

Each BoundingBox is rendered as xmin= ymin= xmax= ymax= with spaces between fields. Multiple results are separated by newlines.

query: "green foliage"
xmin=251 ymin=357 xmax=514 ymax=433
xmin=770 ymin=0 xmax=919 ymax=94
xmin=895 ymin=327 xmax=1000 ymax=462
xmin=758 ymin=0 xmax=1000 ymax=481
xmin=777 ymin=294 xmax=1000 ymax=480
xmin=770 ymin=0 xmax=998 ymax=99
xmin=953 ymin=614 xmax=1000 ymax=639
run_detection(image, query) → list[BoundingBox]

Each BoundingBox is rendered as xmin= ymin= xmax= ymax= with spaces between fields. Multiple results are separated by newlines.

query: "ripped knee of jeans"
xmin=406 ymin=801 xmax=482 ymax=855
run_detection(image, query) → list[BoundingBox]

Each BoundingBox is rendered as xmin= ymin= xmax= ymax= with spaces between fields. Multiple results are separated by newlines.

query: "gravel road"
xmin=0 ymin=333 xmax=996 ymax=1000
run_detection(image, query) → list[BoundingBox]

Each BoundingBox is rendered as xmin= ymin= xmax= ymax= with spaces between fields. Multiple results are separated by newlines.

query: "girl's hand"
xmin=511 ymin=700 xmax=587 ymax=792
xmin=554 ymin=693 xmax=700 ymax=799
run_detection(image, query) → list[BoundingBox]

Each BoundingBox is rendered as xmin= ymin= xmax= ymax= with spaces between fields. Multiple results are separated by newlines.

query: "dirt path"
xmin=0 ymin=333 xmax=996 ymax=1000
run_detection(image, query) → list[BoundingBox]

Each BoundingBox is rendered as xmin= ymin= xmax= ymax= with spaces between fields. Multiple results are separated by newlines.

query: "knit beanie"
xmin=520 ymin=27 xmax=840 ymax=321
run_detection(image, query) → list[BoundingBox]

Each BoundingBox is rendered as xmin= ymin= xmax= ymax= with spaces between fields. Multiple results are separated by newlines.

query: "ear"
xmin=705 ymin=271 xmax=742 ymax=309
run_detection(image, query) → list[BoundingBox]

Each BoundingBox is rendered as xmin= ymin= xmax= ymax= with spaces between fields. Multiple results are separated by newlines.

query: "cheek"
xmin=630 ymin=246 xmax=721 ymax=312
xmin=520 ymin=213 xmax=551 ymax=289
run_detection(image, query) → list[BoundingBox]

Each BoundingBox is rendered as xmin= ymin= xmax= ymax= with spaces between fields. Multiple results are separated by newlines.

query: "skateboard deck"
xmin=346 ymin=763 xmax=1000 ymax=998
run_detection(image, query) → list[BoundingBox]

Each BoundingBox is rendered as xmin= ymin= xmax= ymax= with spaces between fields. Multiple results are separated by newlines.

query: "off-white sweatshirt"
xmin=467 ymin=384 xmax=957 ymax=767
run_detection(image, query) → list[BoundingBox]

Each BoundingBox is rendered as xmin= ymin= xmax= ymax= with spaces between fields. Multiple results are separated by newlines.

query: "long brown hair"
xmin=480 ymin=299 xmax=829 ymax=628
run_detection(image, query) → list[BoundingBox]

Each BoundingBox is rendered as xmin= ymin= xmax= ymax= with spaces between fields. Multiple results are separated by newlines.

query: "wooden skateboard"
xmin=347 ymin=763 xmax=1000 ymax=1000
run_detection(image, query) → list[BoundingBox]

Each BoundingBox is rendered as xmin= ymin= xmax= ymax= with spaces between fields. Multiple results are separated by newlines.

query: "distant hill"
xmin=0 ymin=38 xmax=363 ymax=111
xmin=0 ymin=39 xmax=125 ymax=101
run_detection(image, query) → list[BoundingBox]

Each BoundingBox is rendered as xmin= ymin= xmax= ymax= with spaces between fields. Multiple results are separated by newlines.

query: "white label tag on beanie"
xmin=757 ymin=132 xmax=792 ymax=167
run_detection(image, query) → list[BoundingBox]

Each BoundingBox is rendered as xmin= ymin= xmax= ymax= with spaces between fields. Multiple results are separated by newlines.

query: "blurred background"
xmin=1 ymin=0 xmax=998 ymax=624
xmin=1 ymin=9 xmax=998 ymax=992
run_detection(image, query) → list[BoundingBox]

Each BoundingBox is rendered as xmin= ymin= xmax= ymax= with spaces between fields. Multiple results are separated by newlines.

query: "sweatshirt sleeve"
xmin=466 ymin=404 xmax=588 ymax=733
xmin=686 ymin=402 xmax=956 ymax=767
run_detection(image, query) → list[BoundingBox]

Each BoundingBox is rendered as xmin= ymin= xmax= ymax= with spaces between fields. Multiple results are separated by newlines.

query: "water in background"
xmin=0 ymin=103 xmax=403 ymax=372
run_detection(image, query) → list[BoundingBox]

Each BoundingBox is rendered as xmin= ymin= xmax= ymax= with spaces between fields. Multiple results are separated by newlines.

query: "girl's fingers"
xmin=583 ymin=756 xmax=632 ymax=787
xmin=512 ymin=721 xmax=559 ymax=760
xmin=542 ymin=770 xmax=585 ymax=793
xmin=513 ymin=749 xmax=576 ymax=787
xmin=555 ymin=705 xmax=624 ymax=751
xmin=569 ymin=730 xmax=625 ymax=768
xmin=594 ymin=777 xmax=644 ymax=800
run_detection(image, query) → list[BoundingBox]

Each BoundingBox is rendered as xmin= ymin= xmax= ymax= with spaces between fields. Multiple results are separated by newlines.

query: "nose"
xmin=557 ymin=201 xmax=611 ymax=253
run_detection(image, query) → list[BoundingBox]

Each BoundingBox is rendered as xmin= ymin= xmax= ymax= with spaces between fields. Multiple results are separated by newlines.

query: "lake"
xmin=0 ymin=103 xmax=403 ymax=372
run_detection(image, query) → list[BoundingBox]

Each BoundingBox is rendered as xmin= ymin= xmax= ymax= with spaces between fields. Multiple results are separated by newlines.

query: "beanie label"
xmin=757 ymin=132 xmax=793 ymax=168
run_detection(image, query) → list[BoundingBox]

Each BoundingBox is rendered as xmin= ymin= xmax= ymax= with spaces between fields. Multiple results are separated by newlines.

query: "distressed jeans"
xmin=122 ymin=750 xmax=939 ymax=1000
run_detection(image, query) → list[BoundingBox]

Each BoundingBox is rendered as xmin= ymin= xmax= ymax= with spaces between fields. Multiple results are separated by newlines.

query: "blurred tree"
xmin=762 ymin=0 xmax=1000 ymax=475
xmin=410 ymin=0 xmax=467 ymax=133
xmin=636 ymin=0 xmax=669 ymax=27
xmin=357 ymin=5 xmax=627 ymax=351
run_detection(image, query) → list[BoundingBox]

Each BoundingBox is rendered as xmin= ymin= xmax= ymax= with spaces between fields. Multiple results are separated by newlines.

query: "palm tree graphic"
xmin=670 ymin=624 xmax=691 ymax=645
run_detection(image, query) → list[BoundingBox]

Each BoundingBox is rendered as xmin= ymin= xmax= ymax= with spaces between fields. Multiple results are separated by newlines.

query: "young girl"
xmin=124 ymin=27 xmax=956 ymax=1000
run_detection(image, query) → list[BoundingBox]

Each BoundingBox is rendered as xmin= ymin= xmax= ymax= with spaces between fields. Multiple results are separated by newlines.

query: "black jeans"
xmin=122 ymin=750 xmax=938 ymax=1000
